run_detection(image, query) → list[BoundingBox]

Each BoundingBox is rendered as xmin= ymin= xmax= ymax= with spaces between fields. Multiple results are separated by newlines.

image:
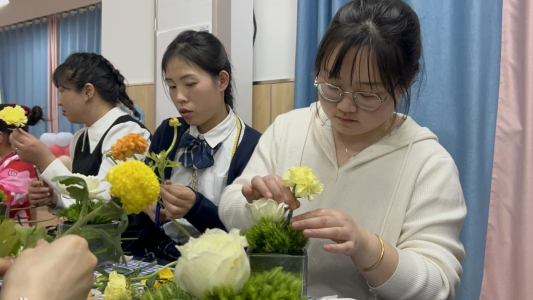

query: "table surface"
xmin=1 ymin=259 xmax=319 ymax=299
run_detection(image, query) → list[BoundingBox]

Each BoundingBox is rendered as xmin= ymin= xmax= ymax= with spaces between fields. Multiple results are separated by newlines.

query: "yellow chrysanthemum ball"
xmin=0 ymin=105 xmax=27 ymax=127
xmin=105 ymin=160 xmax=159 ymax=214
xmin=282 ymin=165 xmax=324 ymax=201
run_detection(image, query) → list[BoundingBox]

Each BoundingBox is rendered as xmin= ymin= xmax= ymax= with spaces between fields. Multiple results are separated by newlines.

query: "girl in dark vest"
xmin=10 ymin=53 xmax=151 ymax=211
xmin=128 ymin=31 xmax=261 ymax=261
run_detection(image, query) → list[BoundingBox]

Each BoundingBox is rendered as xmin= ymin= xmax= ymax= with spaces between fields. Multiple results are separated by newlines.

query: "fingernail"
xmin=266 ymin=193 xmax=272 ymax=198
xmin=36 ymin=239 xmax=46 ymax=246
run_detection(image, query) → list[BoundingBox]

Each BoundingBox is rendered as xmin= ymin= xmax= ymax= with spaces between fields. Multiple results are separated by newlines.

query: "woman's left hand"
xmin=291 ymin=208 xmax=371 ymax=259
xmin=9 ymin=129 xmax=55 ymax=170
xmin=160 ymin=180 xmax=197 ymax=219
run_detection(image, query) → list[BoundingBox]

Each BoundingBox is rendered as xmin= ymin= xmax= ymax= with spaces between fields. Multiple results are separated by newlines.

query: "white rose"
xmin=58 ymin=174 xmax=106 ymax=200
xmin=174 ymin=228 xmax=250 ymax=298
xmin=246 ymin=198 xmax=288 ymax=223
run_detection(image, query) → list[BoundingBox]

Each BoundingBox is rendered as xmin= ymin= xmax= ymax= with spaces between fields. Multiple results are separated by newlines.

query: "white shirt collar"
xmin=85 ymin=107 xmax=128 ymax=149
xmin=189 ymin=107 xmax=236 ymax=148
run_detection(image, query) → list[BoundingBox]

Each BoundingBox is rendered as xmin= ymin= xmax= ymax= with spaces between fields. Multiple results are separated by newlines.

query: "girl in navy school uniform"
xmin=10 ymin=53 xmax=151 ymax=211
xmin=128 ymin=30 xmax=261 ymax=261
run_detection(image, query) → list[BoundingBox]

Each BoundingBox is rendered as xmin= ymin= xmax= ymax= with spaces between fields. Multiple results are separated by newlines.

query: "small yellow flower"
xmin=103 ymin=271 xmax=130 ymax=300
xmin=282 ymin=166 xmax=323 ymax=201
xmin=169 ymin=117 xmax=181 ymax=127
xmin=105 ymin=160 xmax=159 ymax=214
xmin=141 ymin=267 xmax=174 ymax=289
xmin=110 ymin=133 xmax=149 ymax=162
xmin=0 ymin=105 xmax=27 ymax=127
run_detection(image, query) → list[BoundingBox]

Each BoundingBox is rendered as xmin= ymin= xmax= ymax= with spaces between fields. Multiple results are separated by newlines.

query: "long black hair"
xmin=53 ymin=52 xmax=140 ymax=118
xmin=162 ymin=30 xmax=234 ymax=108
xmin=314 ymin=0 xmax=423 ymax=115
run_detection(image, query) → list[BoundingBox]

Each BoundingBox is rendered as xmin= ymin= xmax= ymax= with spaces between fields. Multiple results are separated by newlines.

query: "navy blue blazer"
xmin=146 ymin=117 xmax=261 ymax=232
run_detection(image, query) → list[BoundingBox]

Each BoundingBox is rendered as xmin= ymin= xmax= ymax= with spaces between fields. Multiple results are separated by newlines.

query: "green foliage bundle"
xmin=244 ymin=218 xmax=308 ymax=255
xmin=140 ymin=267 xmax=304 ymax=300
xmin=57 ymin=201 xmax=112 ymax=225
xmin=204 ymin=267 xmax=306 ymax=300
xmin=141 ymin=281 xmax=194 ymax=300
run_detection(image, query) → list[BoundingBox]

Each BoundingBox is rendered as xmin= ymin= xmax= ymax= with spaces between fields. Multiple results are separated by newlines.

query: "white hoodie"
xmin=219 ymin=103 xmax=466 ymax=300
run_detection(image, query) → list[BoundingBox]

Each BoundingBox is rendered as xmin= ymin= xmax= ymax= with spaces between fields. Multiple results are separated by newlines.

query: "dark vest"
xmin=72 ymin=115 xmax=148 ymax=176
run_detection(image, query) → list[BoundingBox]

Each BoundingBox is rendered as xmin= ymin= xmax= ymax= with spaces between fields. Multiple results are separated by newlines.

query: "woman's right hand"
xmin=241 ymin=175 xmax=300 ymax=210
xmin=0 ymin=235 xmax=97 ymax=300
xmin=28 ymin=180 xmax=55 ymax=207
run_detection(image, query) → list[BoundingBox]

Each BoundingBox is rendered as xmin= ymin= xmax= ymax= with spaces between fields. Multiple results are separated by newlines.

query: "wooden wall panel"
xmin=271 ymin=82 xmax=294 ymax=122
xmin=127 ymin=84 xmax=155 ymax=133
xmin=252 ymin=81 xmax=294 ymax=133
xmin=252 ymin=84 xmax=272 ymax=133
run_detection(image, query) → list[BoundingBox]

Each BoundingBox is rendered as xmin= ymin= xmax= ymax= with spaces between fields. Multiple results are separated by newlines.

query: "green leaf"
xmin=52 ymin=176 xmax=89 ymax=203
xmin=112 ymin=266 xmax=133 ymax=274
xmin=145 ymin=275 xmax=157 ymax=289
xmin=15 ymin=225 xmax=52 ymax=248
xmin=0 ymin=220 xmax=21 ymax=257
xmin=95 ymin=266 xmax=109 ymax=277
xmin=0 ymin=190 xmax=6 ymax=203
xmin=84 ymin=227 xmax=126 ymax=264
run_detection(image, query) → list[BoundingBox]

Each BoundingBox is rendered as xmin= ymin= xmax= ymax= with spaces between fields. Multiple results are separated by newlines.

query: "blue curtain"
xmin=294 ymin=1 xmax=503 ymax=299
xmin=58 ymin=5 xmax=102 ymax=133
xmin=404 ymin=1 xmax=502 ymax=299
xmin=294 ymin=0 xmax=350 ymax=109
xmin=0 ymin=20 xmax=49 ymax=138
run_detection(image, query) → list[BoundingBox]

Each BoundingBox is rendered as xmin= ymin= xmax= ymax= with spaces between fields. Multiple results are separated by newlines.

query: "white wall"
xmin=154 ymin=0 xmax=253 ymax=126
xmin=230 ymin=0 xmax=254 ymax=125
xmin=0 ymin=0 xmax=100 ymax=27
xmin=252 ymin=0 xmax=297 ymax=81
xmin=101 ymin=0 xmax=155 ymax=84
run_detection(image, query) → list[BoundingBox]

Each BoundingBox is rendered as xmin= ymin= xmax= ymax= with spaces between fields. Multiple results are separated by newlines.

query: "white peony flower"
xmin=246 ymin=198 xmax=288 ymax=223
xmin=174 ymin=228 xmax=250 ymax=298
xmin=58 ymin=174 xmax=106 ymax=200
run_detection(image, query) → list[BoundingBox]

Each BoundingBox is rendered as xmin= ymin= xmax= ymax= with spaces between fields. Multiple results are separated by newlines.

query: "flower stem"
xmin=170 ymin=219 xmax=192 ymax=239
xmin=59 ymin=206 xmax=104 ymax=237
xmin=23 ymin=216 xmax=58 ymax=224
xmin=109 ymin=156 xmax=118 ymax=165
xmin=286 ymin=210 xmax=294 ymax=223
xmin=129 ymin=261 xmax=178 ymax=281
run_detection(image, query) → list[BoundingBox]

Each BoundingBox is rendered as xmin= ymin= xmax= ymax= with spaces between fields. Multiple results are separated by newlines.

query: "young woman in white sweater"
xmin=219 ymin=1 xmax=466 ymax=299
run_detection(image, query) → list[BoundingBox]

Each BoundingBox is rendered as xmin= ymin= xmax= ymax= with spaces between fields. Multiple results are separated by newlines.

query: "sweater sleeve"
xmin=184 ymin=188 xmax=226 ymax=232
xmin=218 ymin=116 xmax=282 ymax=231
xmin=373 ymin=155 xmax=466 ymax=300
xmin=42 ymin=122 xmax=151 ymax=212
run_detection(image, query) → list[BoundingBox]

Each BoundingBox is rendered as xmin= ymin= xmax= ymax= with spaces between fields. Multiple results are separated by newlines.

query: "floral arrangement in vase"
xmin=0 ymin=117 xmax=185 ymax=267
xmin=52 ymin=117 xmax=186 ymax=265
xmin=94 ymin=228 xmax=306 ymax=300
xmin=243 ymin=165 xmax=323 ymax=297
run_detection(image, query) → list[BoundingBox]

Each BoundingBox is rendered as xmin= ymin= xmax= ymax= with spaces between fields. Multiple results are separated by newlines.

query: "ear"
xmin=83 ymin=83 xmax=96 ymax=101
xmin=217 ymin=70 xmax=230 ymax=92
xmin=0 ymin=132 xmax=4 ymax=144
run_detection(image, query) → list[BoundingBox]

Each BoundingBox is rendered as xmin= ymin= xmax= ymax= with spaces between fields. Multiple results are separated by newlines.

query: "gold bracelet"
xmin=357 ymin=234 xmax=385 ymax=272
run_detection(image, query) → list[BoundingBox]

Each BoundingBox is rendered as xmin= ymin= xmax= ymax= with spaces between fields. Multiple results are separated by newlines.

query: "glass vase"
xmin=247 ymin=249 xmax=308 ymax=297
xmin=57 ymin=221 xmax=120 ymax=266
